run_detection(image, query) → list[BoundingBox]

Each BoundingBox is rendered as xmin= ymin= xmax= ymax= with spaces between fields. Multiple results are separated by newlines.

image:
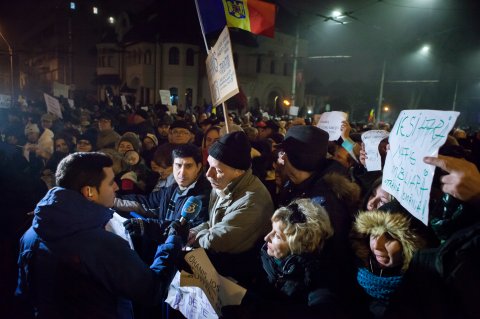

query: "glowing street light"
xmin=420 ymin=44 xmax=430 ymax=55
xmin=383 ymin=106 xmax=390 ymax=112
xmin=108 ymin=17 xmax=115 ymax=24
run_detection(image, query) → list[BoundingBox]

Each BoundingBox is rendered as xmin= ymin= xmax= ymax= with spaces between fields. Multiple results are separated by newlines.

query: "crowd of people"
xmin=0 ymin=99 xmax=479 ymax=319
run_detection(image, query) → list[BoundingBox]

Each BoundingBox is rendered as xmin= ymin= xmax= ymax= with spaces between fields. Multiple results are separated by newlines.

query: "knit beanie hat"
xmin=78 ymin=129 xmax=98 ymax=149
xmin=145 ymin=133 xmax=158 ymax=146
xmin=117 ymin=132 xmax=142 ymax=153
xmin=209 ymin=131 xmax=251 ymax=170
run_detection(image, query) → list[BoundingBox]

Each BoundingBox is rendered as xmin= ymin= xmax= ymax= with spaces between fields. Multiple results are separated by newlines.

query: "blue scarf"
xmin=357 ymin=267 xmax=403 ymax=300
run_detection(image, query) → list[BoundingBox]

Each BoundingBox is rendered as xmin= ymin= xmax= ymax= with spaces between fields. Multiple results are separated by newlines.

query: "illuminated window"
xmin=93 ymin=7 xmax=98 ymax=14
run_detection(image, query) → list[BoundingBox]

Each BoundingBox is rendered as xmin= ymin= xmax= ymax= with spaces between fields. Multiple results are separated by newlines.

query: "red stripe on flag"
xmin=247 ymin=0 xmax=276 ymax=38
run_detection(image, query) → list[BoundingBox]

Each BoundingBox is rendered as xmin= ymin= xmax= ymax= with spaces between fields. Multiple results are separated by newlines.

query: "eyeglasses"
xmin=287 ymin=203 xmax=306 ymax=224
xmin=171 ymin=129 xmax=190 ymax=136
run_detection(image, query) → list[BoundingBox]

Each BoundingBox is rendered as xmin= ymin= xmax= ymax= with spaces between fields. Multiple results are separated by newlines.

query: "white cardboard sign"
xmin=382 ymin=109 xmax=459 ymax=225
xmin=205 ymin=26 xmax=239 ymax=106
xmin=316 ymin=111 xmax=348 ymax=141
xmin=361 ymin=130 xmax=390 ymax=171
xmin=159 ymin=90 xmax=171 ymax=105
xmin=53 ymin=81 xmax=69 ymax=98
xmin=0 ymin=94 xmax=11 ymax=108
xmin=43 ymin=93 xmax=63 ymax=119
xmin=289 ymin=106 xmax=299 ymax=116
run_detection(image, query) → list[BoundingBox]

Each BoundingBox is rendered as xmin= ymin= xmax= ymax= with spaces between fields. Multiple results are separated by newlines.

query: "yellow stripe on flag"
xmin=223 ymin=0 xmax=252 ymax=32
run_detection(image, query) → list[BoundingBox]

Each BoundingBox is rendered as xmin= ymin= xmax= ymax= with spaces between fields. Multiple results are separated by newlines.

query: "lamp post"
xmin=0 ymin=29 xmax=13 ymax=108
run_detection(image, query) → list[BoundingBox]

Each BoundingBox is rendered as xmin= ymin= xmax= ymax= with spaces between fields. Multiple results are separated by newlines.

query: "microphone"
xmin=179 ymin=196 xmax=203 ymax=225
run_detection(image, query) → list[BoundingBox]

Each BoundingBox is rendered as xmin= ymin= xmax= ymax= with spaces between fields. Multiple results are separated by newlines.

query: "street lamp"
xmin=0 ymin=28 xmax=13 ymax=108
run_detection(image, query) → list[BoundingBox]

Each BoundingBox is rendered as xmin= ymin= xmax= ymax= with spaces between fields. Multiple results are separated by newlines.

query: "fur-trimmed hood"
xmin=351 ymin=210 xmax=427 ymax=272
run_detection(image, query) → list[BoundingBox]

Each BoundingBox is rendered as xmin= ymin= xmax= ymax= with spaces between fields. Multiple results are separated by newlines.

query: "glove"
xmin=167 ymin=221 xmax=190 ymax=245
xmin=123 ymin=218 xmax=171 ymax=243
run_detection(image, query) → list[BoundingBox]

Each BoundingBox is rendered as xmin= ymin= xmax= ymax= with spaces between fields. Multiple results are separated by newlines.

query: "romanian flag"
xmin=197 ymin=0 xmax=276 ymax=38
xmin=368 ymin=109 xmax=375 ymax=123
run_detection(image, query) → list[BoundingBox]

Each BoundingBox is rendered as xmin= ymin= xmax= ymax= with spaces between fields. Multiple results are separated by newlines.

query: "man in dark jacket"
xmin=115 ymin=144 xmax=211 ymax=246
xmin=15 ymin=152 xmax=187 ymax=319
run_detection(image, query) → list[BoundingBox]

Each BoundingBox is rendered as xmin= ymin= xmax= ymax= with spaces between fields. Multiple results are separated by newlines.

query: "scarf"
xmin=357 ymin=267 xmax=403 ymax=300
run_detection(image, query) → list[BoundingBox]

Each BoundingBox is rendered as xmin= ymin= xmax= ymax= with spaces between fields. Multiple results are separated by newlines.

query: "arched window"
xmin=144 ymin=50 xmax=152 ymax=64
xmin=270 ymin=60 xmax=275 ymax=74
xmin=256 ymin=57 xmax=262 ymax=73
xmin=186 ymin=48 xmax=194 ymax=66
xmin=169 ymin=47 xmax=180 ymax=65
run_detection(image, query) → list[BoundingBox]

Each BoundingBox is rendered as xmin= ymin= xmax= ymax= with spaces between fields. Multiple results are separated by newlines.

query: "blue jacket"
xmin=120 ymin=173 xmax=211 ymax=226
xmin=16 ymin=187 xmax=182 ymax=319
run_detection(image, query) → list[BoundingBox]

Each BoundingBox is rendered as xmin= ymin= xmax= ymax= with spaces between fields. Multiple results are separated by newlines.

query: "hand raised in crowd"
xmin=359 ymin=143 xmax=367 ymax=167
xmin=340 ymin=120 xmax=351 ymax=140
xmin=424 ymin=155 xmax=480 ymax=203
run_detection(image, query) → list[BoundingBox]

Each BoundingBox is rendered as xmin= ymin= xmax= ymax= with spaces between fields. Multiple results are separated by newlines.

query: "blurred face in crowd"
xmin=204 ymin=130 xmax=220 ymax=150
xmin=151 ymin=161 xmax=173 ymax=180
xmin=257 ymin=127 xmax=272 ymax=139
xmin=41 ymin=118 xmax=53 ymax=130
xmin=367 ymin=185 xmax=392 ymax=211
xmin=55 ymin=138 xmax=69 ymax=154
xmin=157 ymin=124 xmax=170 ymax=137
xmin=143 ymin=137 xmax=156 ymax=151
xmin=98 ymin=118 xmax=112 ymax=131
xmin=173 ymin=157 xmax=202 ymax=188
xmin=118 ymin=141 xmax=134 ymax=155
xmin=26 ymin=132 xmax=40 ymax=143
xmin=206 ymin=155 xmax=243 ymax=190
xmin=88 ymin=167 xmax=119 ymax=208
xmin=264 ymin=221 xmax=289 ymax=259
xmin=170 ymin=128 xmax=192 ymax=145
xmin=76 ymin=139 xmax=93 ymax=152
xmin=369 ymin=233 xmax=403 ymax=269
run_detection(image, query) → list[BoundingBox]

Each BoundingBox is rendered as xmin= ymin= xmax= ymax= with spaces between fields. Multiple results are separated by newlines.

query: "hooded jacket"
xmin=16 ymin=187 xmax=181 ymax=319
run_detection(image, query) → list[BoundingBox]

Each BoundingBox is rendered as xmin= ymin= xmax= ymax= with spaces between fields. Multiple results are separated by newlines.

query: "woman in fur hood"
xmin=351 ymin=200 xmax=434 ymax=318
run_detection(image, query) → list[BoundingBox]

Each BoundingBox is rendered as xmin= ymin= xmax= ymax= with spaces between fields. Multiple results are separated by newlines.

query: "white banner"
xmin=206 ymin=26 xmax=239 ymax=106
xmin=289 ymin=106 xmax=299 ymax=116
xmin=43 ymin=93 xmax=63 ymax=119
xmin=159 ymin=90 xmax=171 ymax=105
xmin=316 ymin=111 xmax=348 ymax=141
xmin=361 ymin=130 xmax=390 ymax=171
xmin=382 ymin=110 xmax=459 ymax=225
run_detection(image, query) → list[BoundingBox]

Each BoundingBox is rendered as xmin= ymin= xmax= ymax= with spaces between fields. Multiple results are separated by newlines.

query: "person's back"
xmin=16 ymin=152 xmax=185 ymax=318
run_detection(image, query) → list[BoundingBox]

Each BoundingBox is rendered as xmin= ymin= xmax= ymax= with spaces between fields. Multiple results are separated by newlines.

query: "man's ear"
xmin=80 ymin=186 xmax=94 ymax=200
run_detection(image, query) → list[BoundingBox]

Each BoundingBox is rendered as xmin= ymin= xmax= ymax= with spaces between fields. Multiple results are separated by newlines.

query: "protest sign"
xmin=166 ymin=248 xmax=246 ymax=317
xmin=120 ymin=95 xmax=127 ymax=106
xmin=43 ymin=93 xmax=63 ymax=119
xmin=0 ymin=94 xmax=11 ymax=108
xmin=289 ymin=106 xmax=299 ymax=116
xmin=316 ymin=111 xmax=348 ymax=141
xmin=53 ymin=81 xmax=69 ymax=98
xmin=382 ymin=110 xmax=459 ymax=225
xmin=159 ymin=90 xmax=171 ymax=105
xmin=205 ymin=26 xmax=239 ymax=106
xmin=361 ymin=130 xmax=390 ymax=171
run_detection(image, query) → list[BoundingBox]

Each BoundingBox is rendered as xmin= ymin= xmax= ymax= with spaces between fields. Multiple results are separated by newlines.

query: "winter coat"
xmin=191 ymin=169 xmax=274 ymax=284
xmin=351 ymin=209 xmax=429 ymax=318
xmin=385 ymin=195 xmax=480 ymax=319
xmin=114 ymin=173 xmax=211 ymax=227
xmin=277 ymin=161 xmax=362 ymax=306
xmin=15 ymin=187 xmax=182 ymax=319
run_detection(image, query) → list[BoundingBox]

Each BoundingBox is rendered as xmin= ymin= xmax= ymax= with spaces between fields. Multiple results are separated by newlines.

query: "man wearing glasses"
xmin=168 ymin=120 xmax=194 ymax=145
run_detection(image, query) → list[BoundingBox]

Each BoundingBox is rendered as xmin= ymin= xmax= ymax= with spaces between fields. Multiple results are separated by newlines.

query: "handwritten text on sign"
xmin=206 ymin=26 xmax=239 ymax=106
xmin=382 ymin=110 xmax=459 ymax=225
xmin=361 ymin=130 xmax=389 ymax=171
xmin=316 ymin=111 xmax=348 ymax=141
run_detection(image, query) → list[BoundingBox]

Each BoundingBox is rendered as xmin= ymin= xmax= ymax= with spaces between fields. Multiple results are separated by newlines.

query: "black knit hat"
xmin=277 ymin=126 xmax=329 ymax=172
xmin=208 ymin=131 xmax=251 ymax=170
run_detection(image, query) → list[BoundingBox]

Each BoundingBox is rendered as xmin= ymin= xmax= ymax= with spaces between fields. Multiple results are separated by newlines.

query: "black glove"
xmin=166 ymin=221 xmax=190 ymax=244
xmin=123 ymin=218 xmax=171 ymax=243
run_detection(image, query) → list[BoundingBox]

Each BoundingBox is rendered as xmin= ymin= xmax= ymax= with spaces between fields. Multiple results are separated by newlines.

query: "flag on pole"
xmin=197 ymin=0 xmax=276 ymax=38
xmin=368 ymin=109 xmax=375 ymax=123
